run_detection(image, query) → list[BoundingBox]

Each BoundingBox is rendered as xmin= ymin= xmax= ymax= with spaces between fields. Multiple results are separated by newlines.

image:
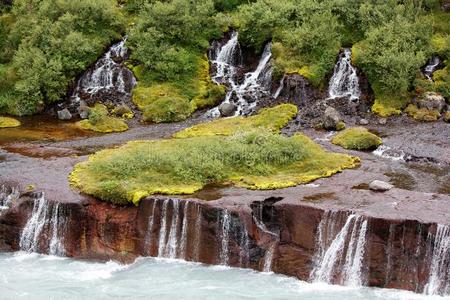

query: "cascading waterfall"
xmin=423 ymin=56 xmax=441 ymax=81
xmin=328 ymin=48 xmax=360 ymax=101
xmin=207 ymin=34 xmax=273 ymax=117
xmin=157 ymin=200 xmax=170 ymax=257
xmin=424 ymin=224 xmax=450 ymax=296
xmin=310 ymin=212 xmax=369 ymax=286
xmin=67 ymin=37 xmax=136 ymax=114
xmin=166 ymin=200 xmax=181 ymax=259
xmin=263 ymin=242 xmax=277 ymax=272
xmin=193 ymin=205 xmax=203 ymax=261
xmin=0 ymin=185 xmax=19 ymax=211
xmin=273 ymin=75 xmax=285 ymax=99
xmin=19 ymin=193 xmax=65 ymax=255
xmin=144 ymin=200 xmax=158 ymax=255
xmin=219 ymin=210 xmax=231 ymax=265
xmin=179 ymin=201 xmax=190 ymax=260
xmin=239 ymin=223 xmax=250 ymax=268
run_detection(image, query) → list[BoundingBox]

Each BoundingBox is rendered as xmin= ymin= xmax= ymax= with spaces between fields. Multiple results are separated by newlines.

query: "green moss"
xmin=336 ymin=121 xmax=346 ymax=131
xmin=405 ymin=104 xmax=441 ymax=122
xmin=444 ymin=111 xmax=450 ymax=123
xmin=0 ymin=116 xmax=21 ymax=128
xmin=142 ymin=96 xmax=192 ymax=123
xmin=371 ymin=92 xmax=410 ymax=117
xmin=174 ymin=104 xmax=298 ymax=138
xmin=332 ymin=127 xmax=382 ymax=151
xmin=77 ymin=104 xmax=128 ymax=133
xmin=111 ymin=105 xmax=134 ymax=119
xmin=70 ymin=131 xmax=359 ymax=205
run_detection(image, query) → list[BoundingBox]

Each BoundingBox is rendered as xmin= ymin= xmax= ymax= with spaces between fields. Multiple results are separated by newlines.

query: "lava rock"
xmin=359 ymin=118 xmax=369 ymax=125
xmin=369 ymin=180 xmax=393 ymax=192
xmin=416 ymin=92 xmax=446 ymax=112
xmin=219 ymin=103 xmax=237 ymax=117
xmin=322 ymin=106 xmax=342 ymax=130
xmin=57 ymin=108 xmax=72 ymax=120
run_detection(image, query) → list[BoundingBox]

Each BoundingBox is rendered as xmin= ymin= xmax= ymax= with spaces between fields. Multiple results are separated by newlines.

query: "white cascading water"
xmin=263 ymin=242 xmax=277 ymax=273
xmin=310 ymin=212 xmax=368 ymax=286
xmin=328 ymin=48 xmax=360 ymax=101
xmin=372 ymin=145 xmax=405 ymax=162
xmin=423 ymin=56 xmax=441 ymax=81
xmin=273 ymin=75 xmax=286 ymax=99
xmin=179 ymin=201 xmax=190 ymax=260
xmin=0 ymin=185 xmax=20 ymax=211
xmin=69 ymin=37 xmax=136 ymax=107
xmin=193 ymin=205 xmax=202 ymax=261
xmin=219 ymin=210 xmax=231 ymax=265
xmin=424 ymin=224 xmax=450 ymax=296
xmin=207 ymin=33 xmax=273 ymax=117
xmin=144 ymin=199 xmax=158 ymax=255
xmin=166 ymin=200 xmax=181 ymax=259
xmin=157 ymin=200 xmax=170 ymax=257
xmin=239 ymin=223 xmax=250 ymax=268
xmin=19 ymin=194 xmax=65 ymax=255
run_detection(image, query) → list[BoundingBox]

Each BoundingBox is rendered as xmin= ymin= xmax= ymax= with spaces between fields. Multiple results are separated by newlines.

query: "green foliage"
xmin=332 ymin=127 xmax=382 ymax=151
xmin=78 ymin=104 xmax=129 ymax=133
xmin=142 ymin=96 xmax=192 ymax=123
xmin=174 ymin=104 xmax=298 ymax=138
xmin=0 ymin=0 xmax=125 ymax=115
xmin=70 ymin=130 xmax=359 ymax=205
xmin=405 ymin=104 xmax=441 ymax=121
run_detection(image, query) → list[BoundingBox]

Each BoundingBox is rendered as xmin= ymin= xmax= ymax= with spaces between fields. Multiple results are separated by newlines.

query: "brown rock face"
xmin=1 ymin=191 xmax=449 ymax=296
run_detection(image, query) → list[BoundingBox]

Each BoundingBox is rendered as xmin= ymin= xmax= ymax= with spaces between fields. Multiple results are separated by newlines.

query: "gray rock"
xmin=359 ymin=118 xmax=369 ymax=125
xmin=369 ymin=180 xmax=393 ymax=192
xmin=378 ymin=118 xmax=387 ymax=125
xmin=416 ymin=92 xmax=446 ymax=112
xmin=78 ymin=101 xmax=89 ymax=119
xmin=219 ymin=103 xmax=237 ymax=117
xmin=323 ymin=106 xmax=341 ymax=130
xmin=57 ymin=108 xmax=72 ymax=120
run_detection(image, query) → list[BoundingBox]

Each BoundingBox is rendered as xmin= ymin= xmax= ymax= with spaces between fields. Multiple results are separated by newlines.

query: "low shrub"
xmin=78 ymin=104 xmax=128 ymax=133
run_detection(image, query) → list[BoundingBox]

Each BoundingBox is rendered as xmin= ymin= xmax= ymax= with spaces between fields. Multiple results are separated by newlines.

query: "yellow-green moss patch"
xmin=332 ymin=127 xmax=382 ymax=151
xmin=174 ymin=104 xmax=298 ymax=138
xmin=405 ymin=104 xmax=441 ymax=122
xmin=70 ymin=131 xmax=359 ymax=205
xmin=77 ymin=104 xmax=128 ymax=133
xmin=371 ymin=94 xmax=409 ymax=117
xmin=0 ymin=117 xmax=21 ymax=128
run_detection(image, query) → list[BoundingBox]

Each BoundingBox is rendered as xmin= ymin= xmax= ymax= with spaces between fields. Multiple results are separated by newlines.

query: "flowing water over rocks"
xmin=328 ymin=48 xmax=361 ymax=101
xmin=422 ymin=56 xmax=442 ymax=81
xmin=57 ymin=38 xmax=136 ymax=118
xmin=207 ymin=32 xmax=273 ymax=117
xmin=0 ymin=185 xmax=19 ymax=211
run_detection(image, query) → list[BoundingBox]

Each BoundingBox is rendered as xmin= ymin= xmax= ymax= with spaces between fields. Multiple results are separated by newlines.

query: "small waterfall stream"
xmin=310 ymin=212 xmax=368 ymax=286
xmin=66 ymin=37 xmax=136 ymax=115
xmin=328 ymin=48 xmax=360 ymax=101
xmin=19 ymin=193 xmax=65 ymax=255
xmin=207 ymin=32 xmax=273 ymax=117
xmin=219 ymin=210 xmax=231 ymax=265
xmin=424 ymin=224 xmax=450 ymax=296
xmin=0 ymin=185 xmax=19 ymax=211
xmin=422 ymin=56 xmax=441 ymax=81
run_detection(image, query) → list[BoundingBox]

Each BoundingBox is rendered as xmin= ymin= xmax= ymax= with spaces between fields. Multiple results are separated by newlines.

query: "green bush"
xmin=142 ymin=96 xmax=192 ymax=123
xmin=78 ymin=104 xmax=128 ymax=133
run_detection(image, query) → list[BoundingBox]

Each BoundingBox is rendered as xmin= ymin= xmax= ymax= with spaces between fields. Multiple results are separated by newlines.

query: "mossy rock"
xmin=70 ymin=131 xmax=359 ymax=205
xmin=174 ymin=104 xmax=298 ymax=138
xmin=142 ymin=96 xmax=192 ymax=123
xmin=332 ymin=127 xmax=382 ymax=151
xmin=444 ymin=111 xmax=450 ymax=123
xmin=111 ymin=105 xmax=134 ymax=119
xmin=405 ymin=104 xmax=441 ymax=122
xmin=0 ymin=116 xmax=21 ymax=128
xmin=371 ymin=96 xmax=407 ymax=117
xmin=77 ymin=104 xmax=128 ymax=133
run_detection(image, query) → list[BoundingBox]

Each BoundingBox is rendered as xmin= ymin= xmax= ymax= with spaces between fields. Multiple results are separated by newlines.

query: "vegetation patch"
xmin=174 ymin=104 xmax=298 ymax=138
xmin=70 ymin=131 xmax=359 ymax=205
xmin=405 ymin=104 xmax=441 ymax=122
xmin=0 ymin=116 xmax=20 ymax=128
xmin=371 ymin=93 xmax=409 ymax=117
xmin=142 ymin=96 xmax=192 ymax=123
xmin=332 ymin=127 xmax=382 ymax=151
xmin=78 ymin=104 xmax=128 ymax=133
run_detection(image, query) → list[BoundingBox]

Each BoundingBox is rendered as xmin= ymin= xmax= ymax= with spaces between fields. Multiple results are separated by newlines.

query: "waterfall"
xmin=310 ymin=212 xmax=368 ymax=286
xmin=157 ymin=199 xmax=170 ymax=257
xmin=239 ymin=223 xmax=250 ymax=268
xmin=263 ymin=242 xmax=277 ymax=272
xmin=424 ymin=225 xmax=450 ymax=296
xmin=328 ymin=48 xmax=360 ymax=101
xmin=144 ymin=200 xmax=158 ymax=255
xmin=67 ymin=37 xmax=136 ymax=113
xmin=0 ymin=185 xmax=19 ymax=211
xmin=166 ymin=200 xmax=181 ymax=259
xmin=19 ymin=194 xmax=65 ymax=255
xmin=179 ymin=201 xmax=190 ymax=260
xmin=273 ymin=75 xmax=285 ymax=99
xmin=423 ymin=56 xmax=441 ymax=81
xmin=193 ymin=204 xmax=202 ymax=261
xmin=219 ymin=210 xmax=231 ymax=265
xmin=207 ymin=36 xmax=273 ymax=117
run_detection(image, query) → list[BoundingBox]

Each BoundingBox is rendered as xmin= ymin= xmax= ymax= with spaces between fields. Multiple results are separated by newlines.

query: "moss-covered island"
xmin=332 ymin=127 xmax=382 ymax=151
xmin=70 ymin=105 xmax=359 ymax=205
xmin=77 ymin=104 xmax=129 ymax=133
xmin=0 ymin=116 xmax=21 ymax=128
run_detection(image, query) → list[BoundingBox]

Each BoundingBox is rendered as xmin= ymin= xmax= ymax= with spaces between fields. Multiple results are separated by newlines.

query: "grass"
xmin=332 ymin=127 xmax=382 ymax=151
xmin=173 ymin=104 xmax=298 ymax=138
xmin=77 ymin=104 xmax=128 ymax=133
xmin=70 ymin=130 xmax=359 ymax=205
xmin=371 ymin=92 xmax=410 ymax=117
xmin=0 ymin=116 xmax=21 ymax=128
xmin=142 ymin=96 xmax=192 ymax=123
xmin=405 ymin=104 xmax=441 ymax=122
